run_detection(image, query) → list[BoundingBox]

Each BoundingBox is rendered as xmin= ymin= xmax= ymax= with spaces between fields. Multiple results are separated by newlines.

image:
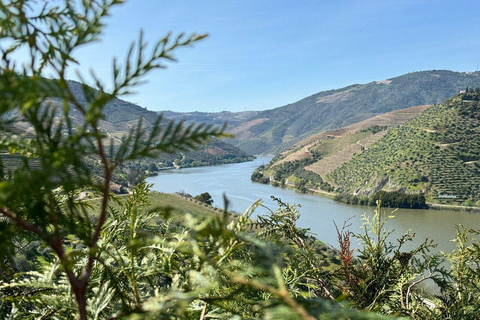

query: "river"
xmin=147 ymin=156 xmax=480 ymax=252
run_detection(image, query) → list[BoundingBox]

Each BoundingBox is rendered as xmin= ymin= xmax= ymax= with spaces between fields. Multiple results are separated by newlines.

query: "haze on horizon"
xmin=39 ymin=1 xmax=480 ymax=113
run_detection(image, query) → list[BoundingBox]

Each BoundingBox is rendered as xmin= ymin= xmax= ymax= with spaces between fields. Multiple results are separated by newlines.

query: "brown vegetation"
xmin=274 ymin=105 xmax=432 ymax=171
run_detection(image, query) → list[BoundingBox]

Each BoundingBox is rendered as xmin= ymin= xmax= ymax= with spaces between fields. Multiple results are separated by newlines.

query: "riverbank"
xmin=156 ymin=156 xmax=256 ymax=172
xmin=310 ymin=188 xmax=336 ymax=199
xmin=281 ymin=182 xmax=336 ymax=199
xmin=273 ymin=182 xmax=480 ymax=212
xmin=428 ymin=202 xmax=480 ymax=212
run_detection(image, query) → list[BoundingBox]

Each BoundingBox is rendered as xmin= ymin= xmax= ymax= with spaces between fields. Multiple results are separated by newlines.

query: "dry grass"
xmin=230 ymin=118 xmax=269 ymax=139
xmin=305 ymin=131 xmax=387 ymax=177
xmin=274 ymin=104 xmax=431 ymax=168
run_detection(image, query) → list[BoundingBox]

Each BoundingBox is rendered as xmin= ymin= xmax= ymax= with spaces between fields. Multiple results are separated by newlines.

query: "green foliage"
xmin=368 ymin=190 xmax=426 ymax=209
xmin=334 ymin=193 xmax=370 ymax=206
xmin=3 ymin=177 xmax=480 ymax=319
xmin=437 ymin=226 xmax=480 ymax=318
xmin=337 ymin=203 xmax=449 ymax=317
xmin=193 ymin=192 xmax=214 ymax=205
xmin=335 ymin=191 xmax=427 ymax=209
xmin=252 ymin=158 xmax=332 ymax=193
xmin=2 ymin=180 xmax=387 ymax=319
xmin=269 ymin=159 xmax=316 ymax=182
xmin=254 ymin=197 xmax=339 ymax=300
xmin=359 ymin=126 xmax=388 ymax=134
xmin=0 ymin=1 xmax=224 ymax=319
xmin=295 ymin=179 xmax=308 ymax=193
xmin=251 ymin=165 xmax=270 ymax=184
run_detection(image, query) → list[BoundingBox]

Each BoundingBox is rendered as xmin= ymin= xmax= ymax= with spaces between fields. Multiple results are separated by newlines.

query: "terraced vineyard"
xmin=1 ymin=153 xmax=35 ymax=172
xmin=0 ymin=128 xmax=41 ymax=174
xmin=306 ymin=130 xmax=387 ymax=177
xmin=251 ymin=105 xmax=430 ymax=194
xmin=329 ymin=93 xmax=480 ymax=204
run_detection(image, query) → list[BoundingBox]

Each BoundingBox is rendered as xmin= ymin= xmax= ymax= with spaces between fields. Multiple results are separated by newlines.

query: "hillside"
xmin=2 ymin=80 xmax=254 ymax=187
xmin=250 ymin=105 xmax=431 ymax=193
xmin=88 ymin=190 xmax=222 ymax=220
xmin=164 ymin=70 xmax=480 ymax=154
xmin=6 ymin=80 xmax=164 ymax=137
xmin=329 ymin=91 xmax=480 ymax=205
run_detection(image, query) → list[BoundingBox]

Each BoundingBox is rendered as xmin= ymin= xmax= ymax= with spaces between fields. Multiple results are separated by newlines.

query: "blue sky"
xmin=65 ymin=1 xmax=480 ymax=112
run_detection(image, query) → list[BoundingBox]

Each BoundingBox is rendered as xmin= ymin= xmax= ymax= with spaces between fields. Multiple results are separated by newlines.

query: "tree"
xmin=148 ymin=161 xmax=158 ymax=173
xmin=194 ymin=192 xmax=214 ymax=205
xmin=0 ymin=1 xmax=225 ymax=319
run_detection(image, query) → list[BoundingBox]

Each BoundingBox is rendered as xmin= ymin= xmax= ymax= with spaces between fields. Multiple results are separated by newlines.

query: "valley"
xmin=5 ymin=2 xmax=480 ymax=318
xmin=1 ymin=80 xmax=255 ymax=188
xmin=6 ymin=71 xmax=480 ymax=205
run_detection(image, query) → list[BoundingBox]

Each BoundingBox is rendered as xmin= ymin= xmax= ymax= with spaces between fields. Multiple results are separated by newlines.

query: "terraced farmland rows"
xmin=305 ymin=130 xmax=388 ymax=178
xmin=329 ymin=95 xmax=480 ymax=202
xmin=1 ymin=153 xmax=41 ymax=173
xmin=272 ymin=105 xmax=431 ymax=166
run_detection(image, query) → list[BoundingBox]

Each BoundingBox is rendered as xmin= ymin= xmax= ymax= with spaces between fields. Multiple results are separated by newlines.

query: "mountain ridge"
xmin=163 ymin=70 xmax=480 ymax=154
xmin=18 ymin=70 xmax=480 ymax=158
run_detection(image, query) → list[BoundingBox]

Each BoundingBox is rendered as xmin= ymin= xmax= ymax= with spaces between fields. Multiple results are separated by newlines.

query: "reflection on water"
xmin=147 ymin=156 xmax=480 ymax=252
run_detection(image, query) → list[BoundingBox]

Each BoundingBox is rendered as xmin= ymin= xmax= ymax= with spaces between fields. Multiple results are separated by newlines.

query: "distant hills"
xmin=164 ymin=70 xmax=480 ymax=154
xmin=7 ymin=80 xmax=164 ymax=141
xmin=29 ymin=70 xmax=480 ymax=157
xmin=3 ymin=80 xmax=254 ymax=187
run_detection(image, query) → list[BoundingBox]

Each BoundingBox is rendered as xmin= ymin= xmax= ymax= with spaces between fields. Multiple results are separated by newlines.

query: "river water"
xmin=147 ymin=156 xmax=480 ymax=252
